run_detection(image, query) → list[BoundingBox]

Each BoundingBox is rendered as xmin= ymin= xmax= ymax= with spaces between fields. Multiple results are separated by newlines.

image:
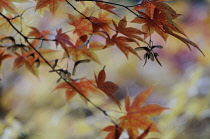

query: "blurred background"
xmin=0 ymin=0 xmax=210 ymax=139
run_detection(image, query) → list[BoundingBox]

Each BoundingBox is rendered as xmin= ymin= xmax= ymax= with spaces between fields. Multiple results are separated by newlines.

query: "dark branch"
xmin=0 ymin=12 xmax=118 ymax=126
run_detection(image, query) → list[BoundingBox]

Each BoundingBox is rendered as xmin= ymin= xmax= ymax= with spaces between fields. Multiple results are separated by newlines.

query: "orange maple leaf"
xmin=28 ymin=26 xmax=51 ymax=39
xmin=100 ymin=17 xmax=143 ymax=59
xmin=13 ymin=50 xmax=39 ymax=77
xmin=35 ymin=0 xmax=65 ymax=14
xmin=68 ymin=8 xmax=93 ymax=36
xmin=54 ymin=78 xmax=101 ymax=103
xmin=132 ymin=1 xmax=184 ymax=41
xmin=27 ymin=26 xmax=51 ymax=48
xmin=118 ymin=87 xmax=168 ymax=138
xmin=102 ymin=87 xmax=167 ymax=139
xmin=0 ymin=0 xmax=28 ymax=14
xmin=89 ymin=11 xmax=112 ymax=34
xmin=13 ymin=49 xmax=57 ymax=77
xmin=63 ymin=38 xmax=104 ymax=64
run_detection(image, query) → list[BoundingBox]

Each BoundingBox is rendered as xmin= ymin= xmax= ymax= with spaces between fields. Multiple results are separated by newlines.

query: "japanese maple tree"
xmin=0 ymin=0 xmax=204 ymax=138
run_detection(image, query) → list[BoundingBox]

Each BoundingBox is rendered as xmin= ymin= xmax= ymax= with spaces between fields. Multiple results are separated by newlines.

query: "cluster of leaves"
xmin=102 ymin=87 xmax=168 ymax=139
xmin=0 ymin=0 xmax=204 ymax=138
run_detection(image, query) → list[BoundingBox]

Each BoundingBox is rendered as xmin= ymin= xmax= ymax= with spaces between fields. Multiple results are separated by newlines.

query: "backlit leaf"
xmin=117 ymin=87 xmax=168 ymax=138
xmin=36 ymin=0 xmax=65 ymax=14
xmin=0 ymin=0 xmax=28 ymax=14
xmin=54 ymin=78 xmax=102 ymax=102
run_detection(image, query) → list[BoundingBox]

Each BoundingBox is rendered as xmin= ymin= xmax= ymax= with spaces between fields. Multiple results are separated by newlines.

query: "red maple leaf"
xmin=95 ymin=67 xmax=121 ymax=109
xmin=101 ymin=125 xmax=123 ymax=139
xmin=113 ymin=17 xmax=145 ymax=43
xmin=54 ymin=28 xmax=74 ymax=56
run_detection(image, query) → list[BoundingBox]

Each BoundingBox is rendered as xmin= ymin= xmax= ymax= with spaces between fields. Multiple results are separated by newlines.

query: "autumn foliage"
xmin=0 ymin=0 xmax=204 ymax=138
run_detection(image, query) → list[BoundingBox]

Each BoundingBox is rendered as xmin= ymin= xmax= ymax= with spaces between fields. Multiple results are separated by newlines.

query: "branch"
xmin=76 ymin=0 xmax=144 ymax=7
xmin=73 ymin=0 xmax=165 ymax=32
xmin=75 ymin=0 xmax=145 ymax=18
xmin=0 ymin=12 xmax=118 ymax=126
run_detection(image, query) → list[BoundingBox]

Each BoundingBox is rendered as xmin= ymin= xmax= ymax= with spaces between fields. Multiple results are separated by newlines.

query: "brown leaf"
xmin=95 ymin=67 xmax=121 ymax=109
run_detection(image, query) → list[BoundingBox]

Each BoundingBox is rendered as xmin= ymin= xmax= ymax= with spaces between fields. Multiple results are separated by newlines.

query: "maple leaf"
xmin=63 ymin=38 xmax=104 ymax=64
xmin=13 ymin=50 xmax=39 ymax=77
xmin=95 ymin=0 xmax=117 ymax=15
xmin=100 ymin=17 xmax=147 ymax=59
xmin=13 ymin=49 xmax=57 ymax=77
xmin=35 ymin=0 xmax=65 ymax=14
xmin=133 ymin=0 xmax=179 ymax=19
xmin=95 ymin=67 xmax=121 ymax=109
xmin=54 ymin=28 xmax=74 ymax=56
xmin=131 ymin=10 xmax=168 ymax=41
xmin=68 ymin=9 xmax=93 ymax=36
xmin=113 ymin=17 xmax=146 ymax=43
xmin=132 ymin=1 xmax=184 ymax=41
xmin=133 ymin=0 xmax=156 ymax=18
xmin=117 ymin=87 xmax=168 ymax=139
xmin=89 ymin=11 xmax=112 ymax=34
xmin=106 ymin=35 xmax=141 ymax=59
xmin=0 ymin=0 xmax=28 ymax=14
xmin=28 ymin=26 xmax=51 ymax=39
xmin=163 ymin=25 xmax=205 ymax=56
xmin=27 ymin=26 xmax=51 ymax=48
xmin=101 ymin=125 xmax=123 ymax=139
xmin=54 ymin=78 xmax=102 ymax=103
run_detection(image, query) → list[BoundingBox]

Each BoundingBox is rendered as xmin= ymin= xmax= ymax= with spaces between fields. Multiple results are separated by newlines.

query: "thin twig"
xmin=0 ymin=12 xmax=118 ymax=126
xmin=74 ymin=0 xmax=165 ymax=32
